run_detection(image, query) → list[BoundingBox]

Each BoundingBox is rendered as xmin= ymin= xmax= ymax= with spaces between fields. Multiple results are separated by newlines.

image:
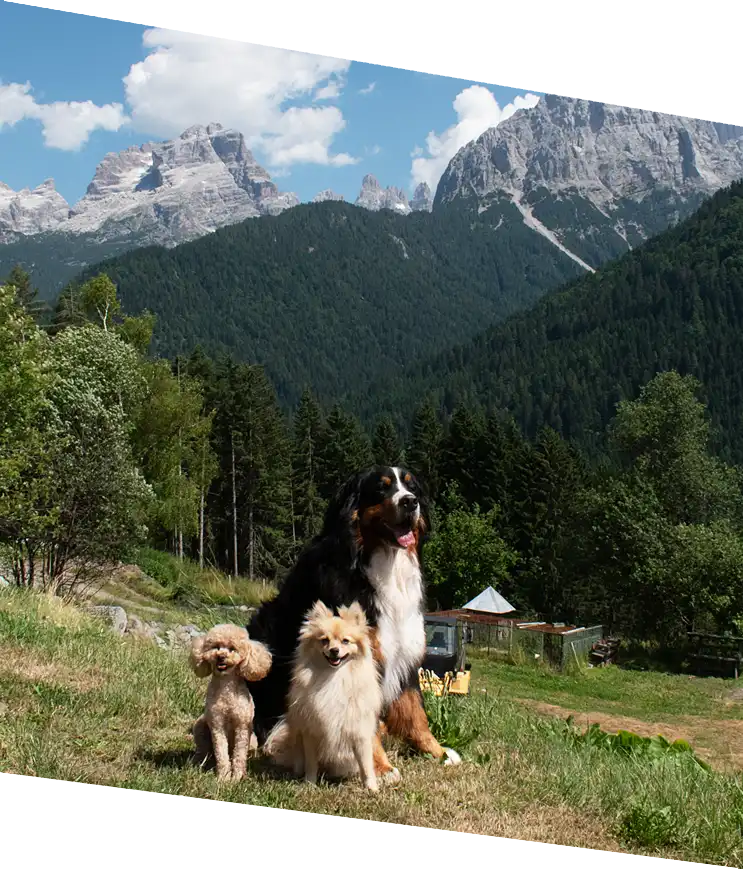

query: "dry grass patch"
xmin=0 ymin=643 xmax=106 ymax=693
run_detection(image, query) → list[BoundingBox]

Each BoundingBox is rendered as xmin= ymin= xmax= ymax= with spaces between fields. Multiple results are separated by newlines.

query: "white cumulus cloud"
xmin=123 ymin=29 xmax=356 ymax=168
xmin=411 ymin=86 xmax=540 ymax=192
xmin=359 ymin=82 xmax=376 ymax=95
xmin=0 ymin=81 xmax=128 ymax=150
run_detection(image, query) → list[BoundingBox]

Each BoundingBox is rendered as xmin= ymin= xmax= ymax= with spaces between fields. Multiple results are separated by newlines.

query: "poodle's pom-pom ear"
xmin=239 ymin=639 xmax=273 ymax=682
xmin=189 ymin=636 xmax=211 ymax=678
xmin=338 ymin=601 xmax=367 ymax=629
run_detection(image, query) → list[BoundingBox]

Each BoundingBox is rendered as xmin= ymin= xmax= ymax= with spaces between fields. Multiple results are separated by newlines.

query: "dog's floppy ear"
xmin=406 ymin=468 xmax=432 ymax=540
xmin=338 ymin=601 xmax=367 ymax=628
xmin=239 ymin=639 xmax=272 ymax=682
xmin=189 ymin=636 xmax=211 ymax=678
xmin=321 ymin=469 xmax=366 ymax=544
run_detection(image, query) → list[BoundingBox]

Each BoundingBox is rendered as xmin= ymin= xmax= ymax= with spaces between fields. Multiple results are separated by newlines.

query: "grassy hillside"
xmin=2 ymin=584 xmax=743 ymax=864
xmin=356 ymin=180 xmax=743 ymax=462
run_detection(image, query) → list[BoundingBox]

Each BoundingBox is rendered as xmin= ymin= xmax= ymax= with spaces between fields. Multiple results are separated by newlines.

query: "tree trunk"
xmin=199 ymin=489 xmax=205 ymax=570
xmin=231 ymin=432 xmax=238 ymax=579
xmin=199 ymin=441 xmax=206 ymax=570
xmin=176 ymin=357 xmax=184 ymax=560
xmin=248 ymin=500 xmax=254 ymax=583
xmin=290 ymin=483 xmax=296 ymax=549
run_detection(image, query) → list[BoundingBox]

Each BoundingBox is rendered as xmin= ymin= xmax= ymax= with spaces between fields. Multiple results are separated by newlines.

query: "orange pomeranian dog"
xmin=263 ymin=600 xmax=383 ymax=791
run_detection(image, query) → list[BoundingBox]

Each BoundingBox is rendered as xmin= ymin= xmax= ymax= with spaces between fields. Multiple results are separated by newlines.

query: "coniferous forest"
xmin=3 ymin=180 xmax=743 ymax=656
xmin=357 ymin=181 xmax=743 ymax=464
xmin=56 ymin=200 xmax=585 ymax=407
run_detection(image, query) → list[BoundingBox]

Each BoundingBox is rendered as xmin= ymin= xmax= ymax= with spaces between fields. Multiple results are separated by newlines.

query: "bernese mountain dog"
xmin=245 ymin=465 xmax=461 ymax=780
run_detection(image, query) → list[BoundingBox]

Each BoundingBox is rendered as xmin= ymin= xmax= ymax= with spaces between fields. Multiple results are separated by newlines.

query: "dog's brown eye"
xmin=321 ymin=637 xmax=329 ymax=645
xmin=342 ymin=638 xmax=350 ymax=645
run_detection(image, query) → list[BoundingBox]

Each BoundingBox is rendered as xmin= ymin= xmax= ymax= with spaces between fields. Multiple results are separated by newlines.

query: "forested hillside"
xmin=4 ymin=264 xmax=743 ymax=652
xmin=59 ymin=200 xmax=586 ymax=406
xmin=356 ymin=180 xmax=743 ymax=463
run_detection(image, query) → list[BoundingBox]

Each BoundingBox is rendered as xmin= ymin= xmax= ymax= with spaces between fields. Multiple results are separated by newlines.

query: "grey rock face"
xmin=436 ymin=94 xmax=743 ymax=212
xmin=313 ymin=189 xmax=345 ymax=203
xmin=0 ymin=179 xmax=70 ymax=242
xmin=410 ymin=182 xmax=433 ymax=212
xmin=1 ymin=124 xmax=299 ymax=248
xmin=88 ymin=605 xmax=128 ymax=636
xmin=355 ymin=174 xmax=411 ymax=215
xmin=434 ymin=94 xmax=743 ymax=268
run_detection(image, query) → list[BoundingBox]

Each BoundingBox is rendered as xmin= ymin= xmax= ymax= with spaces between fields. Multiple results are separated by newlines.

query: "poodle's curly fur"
xmin=190 ymin=624 xmax=272 ymax=782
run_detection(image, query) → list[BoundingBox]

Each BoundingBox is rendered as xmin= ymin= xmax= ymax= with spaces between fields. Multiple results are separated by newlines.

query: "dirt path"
xmin=518 ymin=698 xmax=743 ymax=772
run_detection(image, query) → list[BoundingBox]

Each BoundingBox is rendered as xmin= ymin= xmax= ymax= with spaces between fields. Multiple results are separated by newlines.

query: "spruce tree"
xmin=439 ymin=400 xmax=486 ymax=506
xmin=291 ymin=387 xmax=327 ymax=545
xmin=211 ymin=360 xmax=292 ymax=580
xmin=406 ymin=394 xmax=443 ymax=500
xmin=317 ymin=404 xmax=373 ymax=501
xmin=4 ymin=265 xmax=47 ymax=323
xmin=372 ymin=415 xmax=402 ymax=467
xmin=509 ymin=426 xmax=584 ymax=619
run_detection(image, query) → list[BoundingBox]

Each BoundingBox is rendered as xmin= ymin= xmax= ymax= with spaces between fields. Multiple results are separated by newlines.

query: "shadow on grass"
xmin=138 ymin=746 xmax=201 ymax=770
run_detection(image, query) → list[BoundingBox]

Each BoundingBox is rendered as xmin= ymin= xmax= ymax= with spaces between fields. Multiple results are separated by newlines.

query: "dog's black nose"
xmin=400 ymin=493 xmax=418 ymax=512
xmin=328 ymin=647 xmax=340 ymax=659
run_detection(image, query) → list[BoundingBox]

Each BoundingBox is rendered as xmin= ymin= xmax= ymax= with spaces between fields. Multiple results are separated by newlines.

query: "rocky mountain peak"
xmin=411 ymin=182 xmax=433 ymax=212
xmin=1 ymin=123 xmax=299 ymax=247
xmin=0 ymin=178 xmax=71 ymax=242
xmin=355 ymin=174 xmax=411 ymax=215
xmin=436 ymin=94 xmax=743 ymax=211
xmin=313 ymin=189 xmax=345 ymax=203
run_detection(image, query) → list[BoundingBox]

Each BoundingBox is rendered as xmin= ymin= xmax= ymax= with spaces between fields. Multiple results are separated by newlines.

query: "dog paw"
xmin=442 ymin=747 xmax=462 ymax=766
xmin=381 ymin=767 xmax=401 ymax=786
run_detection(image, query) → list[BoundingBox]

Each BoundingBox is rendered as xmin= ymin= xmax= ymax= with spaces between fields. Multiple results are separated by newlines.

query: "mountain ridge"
xmin=353 ymin=179 xmax=743 ymax=463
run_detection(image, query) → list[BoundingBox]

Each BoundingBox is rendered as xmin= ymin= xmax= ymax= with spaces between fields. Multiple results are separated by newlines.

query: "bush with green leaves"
xmin=423 ymin=484 xmax=518 ymax=609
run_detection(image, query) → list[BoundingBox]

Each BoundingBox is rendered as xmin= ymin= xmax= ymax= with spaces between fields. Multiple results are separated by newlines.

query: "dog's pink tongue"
xmin=396 ymin=530 xmax=415 ymax=547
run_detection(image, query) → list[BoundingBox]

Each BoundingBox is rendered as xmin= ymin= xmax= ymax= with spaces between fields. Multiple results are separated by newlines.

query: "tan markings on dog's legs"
xmin=372 ymin=729 xmax=394 ymax=776
xmin=385 ymin=688 xmax=445 ymax=759
xmin=231 ymin=725 xmax=251 ymax=781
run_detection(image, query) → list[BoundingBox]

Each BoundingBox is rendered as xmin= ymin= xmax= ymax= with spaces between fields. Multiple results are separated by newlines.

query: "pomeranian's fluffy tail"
xmin=262 ymin=717 xmax=296 ymax=767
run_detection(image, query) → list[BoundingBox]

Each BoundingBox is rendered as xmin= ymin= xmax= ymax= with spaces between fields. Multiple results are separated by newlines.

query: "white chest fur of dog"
xmin=367 ymin=545 xmax=425 ymax=707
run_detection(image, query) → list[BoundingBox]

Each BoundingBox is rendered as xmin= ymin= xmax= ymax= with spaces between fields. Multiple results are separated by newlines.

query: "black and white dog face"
xmin=324 ymin=466 xmax=430 ymax=555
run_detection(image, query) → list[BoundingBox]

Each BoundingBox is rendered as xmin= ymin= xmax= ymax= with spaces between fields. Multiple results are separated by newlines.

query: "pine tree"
xmin=4 ymin=265 xmax=47 ymax=323
xmin=317 ymin=404 xmax=373 ymax=501
xmin=509 ymin=426 xmax=584 ymax=619
xmin=291 ymin=387 xmax=327 ymax=545
xmin=439 ymin=400 xmax=486 ymax=506
xmin=406 ymin=394 xmax=443 ymax=500
xmin=210 ymin=360 xmax=292 ymax=580
xmin=372 ymin=415 xmax=402 ymax=466
xmin=474 ymin=411 xmax=527 ymax=517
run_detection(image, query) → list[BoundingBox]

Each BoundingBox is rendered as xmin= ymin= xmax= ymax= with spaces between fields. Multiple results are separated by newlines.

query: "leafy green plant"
xmin=618 ymin=803 xmax=680 ymax=848
xmin=561 ymin=716 xmax=711 ymax=771
xmin=422 ymin=692 xmax=479 ymax=756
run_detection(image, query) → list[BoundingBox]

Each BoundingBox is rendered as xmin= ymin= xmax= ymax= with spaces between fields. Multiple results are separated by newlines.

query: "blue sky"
xmin=0 ymin=3 xmax=541 ymax=207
